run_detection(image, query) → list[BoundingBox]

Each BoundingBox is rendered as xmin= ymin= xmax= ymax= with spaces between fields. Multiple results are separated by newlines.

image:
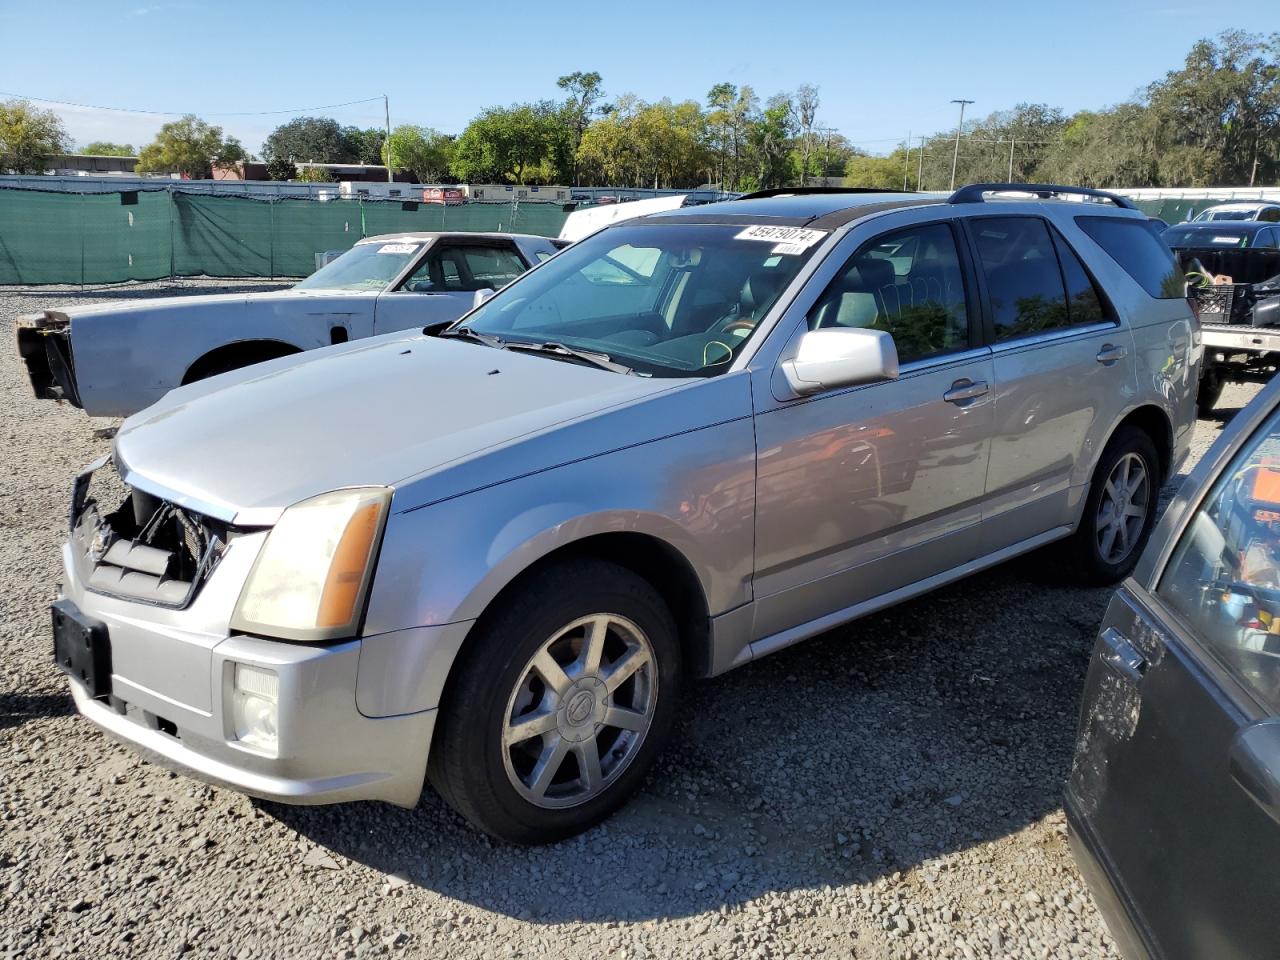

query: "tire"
xmin=427 ymin=559 xmax=682 ymax=844
xmin=1060 ymin=426 xmax=1161 ymax=585
xmin=1197 ymin=365 xmax=1225 ymax=416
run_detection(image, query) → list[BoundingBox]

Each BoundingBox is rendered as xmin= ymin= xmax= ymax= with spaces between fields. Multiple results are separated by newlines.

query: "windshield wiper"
xmin=504 ymin=340 xmax=633 ymax=375
xmin=436 ymin=326 xmax=507 ymax=349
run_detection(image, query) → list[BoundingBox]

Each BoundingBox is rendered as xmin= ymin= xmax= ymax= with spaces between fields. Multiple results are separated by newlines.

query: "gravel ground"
xmin=0 ymin=280 xmax=1259 ymax=960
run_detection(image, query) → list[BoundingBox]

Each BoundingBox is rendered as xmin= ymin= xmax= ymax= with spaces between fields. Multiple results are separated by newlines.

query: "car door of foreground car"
xmin=750 ymin=217 xmax=995 ymax=645
xmin=1068 ymin=388 xmax=1280 ymax=960
xmin=965 ymin=215 xmax=1135 ymax=551
xmin=373 ymin=240 xmax=529 ymax=334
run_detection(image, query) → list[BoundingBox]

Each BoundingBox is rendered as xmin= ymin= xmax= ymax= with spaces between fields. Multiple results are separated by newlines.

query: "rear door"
xmin=374 ymin=239 xmax=529 ymax=333
xmin=1068 ymin=389 xmax=1280 ymax=960
xmin=964 ymin=215 xmax=1135 ymax=551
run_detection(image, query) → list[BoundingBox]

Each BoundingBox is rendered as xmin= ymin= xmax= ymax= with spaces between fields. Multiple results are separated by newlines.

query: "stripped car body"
xmin=16 ymin=231 xmax=562 ymax=417
xmin=51 ymin=184 xmax=1199 ymax=842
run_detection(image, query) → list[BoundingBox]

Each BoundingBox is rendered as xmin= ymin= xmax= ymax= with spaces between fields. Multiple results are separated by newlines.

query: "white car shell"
xmin=16 ymin=231 xmax=562 ymax=417
xmin=1192 ymin=201 xmax=1280 ymax=223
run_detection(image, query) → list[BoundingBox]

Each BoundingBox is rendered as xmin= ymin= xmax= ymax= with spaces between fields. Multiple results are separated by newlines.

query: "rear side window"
xmin=1052 ymin=231 xmax=1107 ymax=326
xmin=1076 ymin=217 xmax=1184 ymax=298
xmin=971 ymin=217 xmax=1071 ymax=340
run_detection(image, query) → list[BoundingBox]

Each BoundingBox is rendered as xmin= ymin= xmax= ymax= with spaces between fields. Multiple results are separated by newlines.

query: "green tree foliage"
xmin=0 ymin=99 xmax=70 ymax=174
xmin=262 ymin=117 xmax=352 ymax=167
xmin=386 ymin=125 xmax=454 ymax=182
xmin=557 ymin=71 xmax=605 ymax=185
xmin=450 ymin=103 xmax=566 ymax=184
xmin=578 ymin=95 xmax=712 ymax=188
xmin=135 ymin=115 xmax=241 ymax=178
xmin=296 ymin=165 xmax=334 ymax=183
xmin=79 ymin=141 xmax=134 ymax=156
xmin=343 ymin=127 xmax=386 ymax=165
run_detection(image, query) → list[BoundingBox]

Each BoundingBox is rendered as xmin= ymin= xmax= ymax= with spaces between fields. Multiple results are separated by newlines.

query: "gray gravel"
xmin=0 ymin=280 xmax=1258 ymax=959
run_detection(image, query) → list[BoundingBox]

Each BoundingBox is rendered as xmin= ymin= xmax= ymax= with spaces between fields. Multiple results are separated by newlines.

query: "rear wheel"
xmin=1060 ymin=426 xmax=1160 ymax=585
xmin=427 ymin=560 xmax=681 ymax=844
xmin=1197 ymin=365 xmax=1225 ymax=416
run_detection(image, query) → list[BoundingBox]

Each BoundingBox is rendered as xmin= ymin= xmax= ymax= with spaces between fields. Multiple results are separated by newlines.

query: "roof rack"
xmin=735 ymin=186 xmax=908 ymax=200
xmin=947 ymin=183 xmax=1137 ymax=210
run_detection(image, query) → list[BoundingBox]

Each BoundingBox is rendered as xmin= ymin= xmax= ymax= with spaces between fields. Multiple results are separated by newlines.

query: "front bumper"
xmin=59 ymin=538 xmax=434 ymax=808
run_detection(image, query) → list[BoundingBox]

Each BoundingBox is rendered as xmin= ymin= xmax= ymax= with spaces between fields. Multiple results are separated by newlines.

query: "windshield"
xmin=294 ymin=241 xmax=423 ymax=291
xmin=1196 ymin=209 xmax=1258 ymax=222
xmin=1164 ymin=227 xmax=1250 ymax=248
xmin=454 ymin=222 xmax=826 ymax=377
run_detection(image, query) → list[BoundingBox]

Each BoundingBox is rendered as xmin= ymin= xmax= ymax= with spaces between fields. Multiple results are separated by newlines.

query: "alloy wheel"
xmin=501 ymin=614 xmax=657 ymax=809
xmin=1096 ymin=452 xmax=1150 ymax=565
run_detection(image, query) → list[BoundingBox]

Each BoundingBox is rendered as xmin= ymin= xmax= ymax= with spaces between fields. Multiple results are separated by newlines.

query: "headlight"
xmin=230 ymin=487 xmax=391 ymax=642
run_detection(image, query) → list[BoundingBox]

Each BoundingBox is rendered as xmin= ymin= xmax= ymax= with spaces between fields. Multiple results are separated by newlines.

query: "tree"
xmin=296 ymin=165 xmax=334 ymax=183
xmin=262 ymin=116 xmax=354 ymax=168
xmin=795 ymin=84 xmax=819 ymax=185
xmin=80 ymin=141 xmax=134 ymax=156
xmin=450 ymin=103 xmax=561 ymax=184
xmin=385 ymin=125 xmax=453 ymax=181
xmin=343 ymin=126 xmax=386 ymax=165
xmin=557 ymin=70 xmax=605 ymax=184
xmin=135 ymin=115 xmax=239 ymax=178
xmin=0 ymin=99 xmax=69 ymax=174
xmin=748 ymin=94 xmax=797 ymax=190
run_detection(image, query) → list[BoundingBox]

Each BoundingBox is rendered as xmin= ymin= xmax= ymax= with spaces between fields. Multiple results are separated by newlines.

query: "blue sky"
xmin=1 ymin=0 xmax=1276 ymax=156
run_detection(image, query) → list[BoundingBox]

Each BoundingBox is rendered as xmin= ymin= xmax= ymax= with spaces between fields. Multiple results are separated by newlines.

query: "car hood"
xmin=113 ymin=335 xmax=688 ymax=525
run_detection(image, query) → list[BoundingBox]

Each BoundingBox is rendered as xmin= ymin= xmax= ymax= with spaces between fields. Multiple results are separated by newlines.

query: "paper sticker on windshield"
xmin=377 ymin=243 xmax=419 ymax=254
xmin=735 ymin=224 xmax=826 ymax=253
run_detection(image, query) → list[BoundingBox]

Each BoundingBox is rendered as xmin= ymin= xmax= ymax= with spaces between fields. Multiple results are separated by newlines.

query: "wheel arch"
xmin=181 ymin=338 xmax=303 ymax=384
xmin=1110 ymin=403 xmax=1175 ymax=484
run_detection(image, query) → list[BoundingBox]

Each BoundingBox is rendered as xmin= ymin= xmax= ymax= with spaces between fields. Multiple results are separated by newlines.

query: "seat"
xmin=811 ymin=257 xmax=896 ymax=329
xmin=738 ymin=268 xmax=789 ymax=321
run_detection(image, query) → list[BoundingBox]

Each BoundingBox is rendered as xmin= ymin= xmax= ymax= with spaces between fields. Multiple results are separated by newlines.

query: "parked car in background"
xmin=1164 ymin=222 xmax=1280 ymax=412
xmin=1192 ymin=201 xmax=1280 ymax=223
xmin=1068 ymin=373 xmax=1280 ymax=960
xmin=50 ymin=183 xmax=1196 ymax=843
xmin=16 ymin=231 xmax=563 ymax=417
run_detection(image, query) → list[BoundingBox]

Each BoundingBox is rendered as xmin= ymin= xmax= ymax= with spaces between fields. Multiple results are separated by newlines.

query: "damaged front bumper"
xmin=16 ymin=312 xmax=80 ymax=407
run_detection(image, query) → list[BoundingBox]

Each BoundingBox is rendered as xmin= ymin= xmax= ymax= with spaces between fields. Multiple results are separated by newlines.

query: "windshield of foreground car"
xmin=294 ymin=240 xmax=423 ymax=291
xmin=453 ymin=221 xmax=825 ymax=377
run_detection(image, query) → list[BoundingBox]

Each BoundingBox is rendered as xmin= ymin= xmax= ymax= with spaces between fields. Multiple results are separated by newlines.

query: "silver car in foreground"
xmin=52 ymin=183 xmax=1198 ymax=843
xmin=17 ymin=231 xmax=562 ymax=417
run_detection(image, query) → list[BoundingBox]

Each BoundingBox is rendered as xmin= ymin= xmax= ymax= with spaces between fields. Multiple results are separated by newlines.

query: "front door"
xmin=374 ymin=241 xmax=529 ymax=334
xmin=752 ymin=219 xmax=994 ymax=642
xmin=1068 ymin=398 xmax=1280 ymax=960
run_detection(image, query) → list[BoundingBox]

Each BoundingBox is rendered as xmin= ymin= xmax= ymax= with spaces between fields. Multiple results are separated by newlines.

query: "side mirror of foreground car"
xmin=1229 ymin=719 xmax=1280 ymax=827
xmin=781 ymin=327 xmax=900 ymax=397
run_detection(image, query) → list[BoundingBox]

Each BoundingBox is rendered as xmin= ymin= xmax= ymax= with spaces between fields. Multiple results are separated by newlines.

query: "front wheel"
xmin=427 ymin=560 xmax=681 ymax=844
xmin=1060 ymin=426 xmax=1161 ymax=585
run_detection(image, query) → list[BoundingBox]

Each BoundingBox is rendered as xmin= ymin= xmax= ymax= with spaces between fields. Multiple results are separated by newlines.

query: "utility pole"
xmin=903 ymin=130 xmax=911 ymax=191
xmin=917 ymin=135 xmax=925 ymax=191
xmin=1008 ymin=137 xmax=1015 ymax=182
xmin=949 ymin=99 xmax=973 ymax=191
xmin=384 ymin=94 xmax=393 ymax=183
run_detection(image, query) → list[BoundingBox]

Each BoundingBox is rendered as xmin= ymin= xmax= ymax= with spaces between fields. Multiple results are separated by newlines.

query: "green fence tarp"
xmin=0 ymin=188 xmax=572 ymax=285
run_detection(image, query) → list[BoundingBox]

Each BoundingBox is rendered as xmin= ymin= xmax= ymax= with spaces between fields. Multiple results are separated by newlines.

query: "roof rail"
xmin=735 ymin=186 xmax=908 ymax=200
xmin=947 ymin=183 xmax=1137 ymax=210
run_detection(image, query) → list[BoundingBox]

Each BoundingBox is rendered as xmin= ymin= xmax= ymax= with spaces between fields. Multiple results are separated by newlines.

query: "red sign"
xmin=423 ymin=187 xmax=465 ymax=205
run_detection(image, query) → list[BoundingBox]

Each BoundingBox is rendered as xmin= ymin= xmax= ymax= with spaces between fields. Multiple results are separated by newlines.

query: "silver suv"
xmin=51 ymin=184 xmax=1199 ymax=843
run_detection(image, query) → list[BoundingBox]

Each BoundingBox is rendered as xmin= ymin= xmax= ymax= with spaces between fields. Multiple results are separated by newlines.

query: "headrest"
xmin=740 ymin=268 xmax=788 ymax=315
xmin=841 ymin=256 xmax=894 ymax=293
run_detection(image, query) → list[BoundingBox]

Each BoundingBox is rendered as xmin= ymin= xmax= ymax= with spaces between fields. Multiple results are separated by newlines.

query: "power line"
xmin=0 ymin=91 xmax=385 ymax=117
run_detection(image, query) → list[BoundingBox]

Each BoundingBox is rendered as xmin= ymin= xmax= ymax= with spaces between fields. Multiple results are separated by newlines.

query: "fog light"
xmin=232 ymin=664 xmax=279 ymax=753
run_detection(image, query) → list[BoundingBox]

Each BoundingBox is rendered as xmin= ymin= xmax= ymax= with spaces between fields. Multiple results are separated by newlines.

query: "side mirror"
xmin=473 ymin=288 xmax=496 ymax=308
xmin=781 ymin=328 xmax=899 ymax=397
xmin=1229 ymin=719 xmax=1280 ymax=827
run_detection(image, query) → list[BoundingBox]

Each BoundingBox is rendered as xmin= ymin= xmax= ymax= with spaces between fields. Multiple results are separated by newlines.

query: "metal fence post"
xmin=79 ymin=192 xmax=86 ymax=290
xmin=168 ymin=185 xmax=176 ymax=285
xmin=269 ymin=197 xmax=276 ymax=281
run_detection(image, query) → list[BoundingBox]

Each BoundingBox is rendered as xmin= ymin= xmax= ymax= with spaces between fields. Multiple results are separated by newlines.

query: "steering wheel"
xmin=720 ymin=319 xmax=757 ymax=335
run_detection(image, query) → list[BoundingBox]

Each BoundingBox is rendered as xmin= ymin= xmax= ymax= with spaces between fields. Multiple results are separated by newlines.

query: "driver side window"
xmin=401 ymin=244 xmax=524 ymax=293
xmin=1158 ymin=409 xmax=1280 ymax=710
xmin=806 ymin=222 xmax=971 ymax=364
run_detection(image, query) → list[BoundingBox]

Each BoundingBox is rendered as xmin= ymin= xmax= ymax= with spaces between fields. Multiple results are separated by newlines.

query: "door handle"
xmin=1097 ymin=343 xmax=1129 ymax=364
xmin=1099 ymin=627 xmax=1146 ymax=682
xmin=943 ymin=379 xmax=989 ymax=404
xmin=1229 ymin=720 xmax=1280 ymax=827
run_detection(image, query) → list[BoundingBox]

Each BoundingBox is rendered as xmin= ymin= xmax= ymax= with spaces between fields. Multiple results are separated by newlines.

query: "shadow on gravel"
xmin=0 ymin=690 xmax=74 ymax=731
xmin=271 ymin=555 xmax=1116 ymax=924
